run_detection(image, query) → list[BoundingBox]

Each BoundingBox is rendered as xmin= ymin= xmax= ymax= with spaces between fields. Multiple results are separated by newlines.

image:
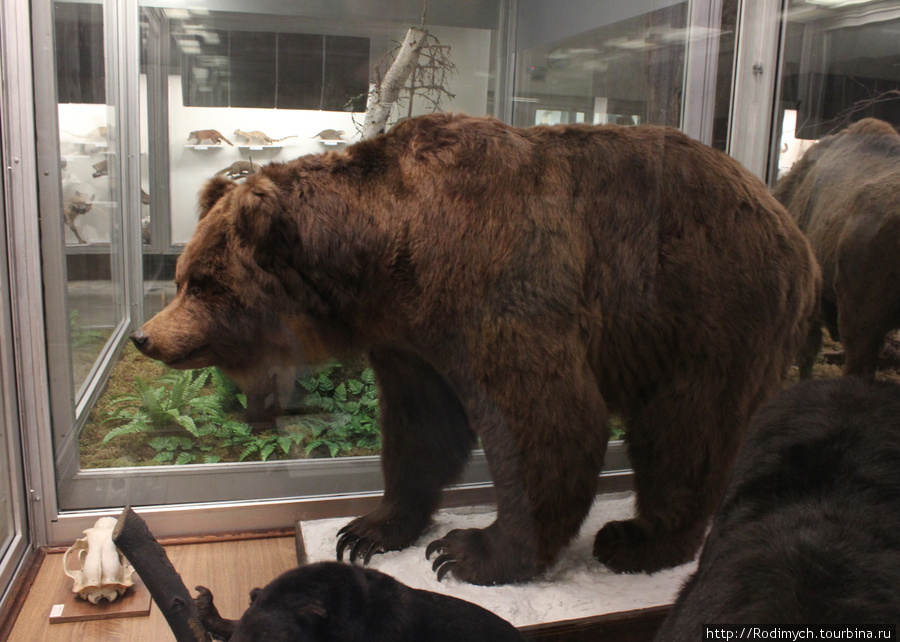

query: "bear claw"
xmin=336 ymin=529 xmax=385 ymax=565
xmin=425 ymin=540 xmax=458 ymax=581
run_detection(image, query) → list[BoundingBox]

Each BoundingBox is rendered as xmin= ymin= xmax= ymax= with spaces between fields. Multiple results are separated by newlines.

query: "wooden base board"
xmin=48 ymin=577 xmax=151 ymax=624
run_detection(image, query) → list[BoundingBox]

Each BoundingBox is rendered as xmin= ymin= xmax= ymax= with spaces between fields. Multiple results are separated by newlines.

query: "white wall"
xmin=166 ymin=25 xmax=493 ymax=244
xmin=167 ymin=78 xmax=362 ymax=243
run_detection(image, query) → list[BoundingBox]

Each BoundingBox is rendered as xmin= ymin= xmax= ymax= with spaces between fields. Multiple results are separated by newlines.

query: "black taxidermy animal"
xmin=233 ymin=129 xmax=297 ymax=145
xmin=62 ymin=191 xmax=94 ymax=244
xmin=656 ymin=377 xmax=900 ymax=640
xmin=195 ymin=562 xmax=524 ymax=642
xmin=187 ymin=129 xmax=234 ymax=146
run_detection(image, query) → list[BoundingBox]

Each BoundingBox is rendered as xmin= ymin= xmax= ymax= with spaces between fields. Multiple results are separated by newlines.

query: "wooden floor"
xmin=6 ymin=536 xmax=297 ymax=641
xmin=3 ymin=534 xmax=667 ymax=641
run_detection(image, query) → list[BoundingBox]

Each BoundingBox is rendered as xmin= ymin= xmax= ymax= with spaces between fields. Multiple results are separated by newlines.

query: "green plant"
xmin=99 ymin=369 xmax=220 ymax=444
xmin=294 ymin=362 xmax=381 ymax=457
xmin=98 ymin=366 xmax=316 ymax=464
xmin=69 ymin=309 xmax=106 ymax=348
xmin=219 ymin=421 xmax=307 ymax=462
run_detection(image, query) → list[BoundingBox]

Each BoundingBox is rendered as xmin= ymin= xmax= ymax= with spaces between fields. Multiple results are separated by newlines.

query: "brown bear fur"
xmin=133 ymin=113 xmax=819 ymax=585
xmin=775 ymin=118 xmax=900 ymax=378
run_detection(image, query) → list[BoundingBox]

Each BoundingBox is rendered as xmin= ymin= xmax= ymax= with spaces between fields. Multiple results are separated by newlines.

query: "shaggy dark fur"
xmin=132 ymin=113 xmax=819 ymax=585
xmin=775 ymin=118 xmax=900 ymax=378
xmin=195 ymin=562 xmax=523 ymax=642
xmin=656 ymin=377 xmax=900 ymax=640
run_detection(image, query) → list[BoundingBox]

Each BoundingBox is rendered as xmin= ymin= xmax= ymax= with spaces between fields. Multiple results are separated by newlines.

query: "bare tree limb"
xmin=362 ymin=27 xmax=427 ymax=139
xmin=113 ymin=507 xmax=208 ymax=642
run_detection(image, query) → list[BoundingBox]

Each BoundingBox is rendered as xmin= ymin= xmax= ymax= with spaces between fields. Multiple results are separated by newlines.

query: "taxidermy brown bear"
xmin=656 ymin=377 xmax=900 ymax=639
xmin=132 ymin=113 xmax=819 ymax=585
xmin=775 ymin=117 xmax=900 ymax=378
xmin=195 ymin=561 xmax=524 ymax=641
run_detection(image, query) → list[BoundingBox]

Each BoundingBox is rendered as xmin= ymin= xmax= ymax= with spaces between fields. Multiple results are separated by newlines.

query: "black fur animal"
xmin=195 ymin=562 xmax=524 ymax=642
xmin=656 ymin=378 xmax=900 ymax=640
xmin=775 ymin=118 xmax=900 ymax=378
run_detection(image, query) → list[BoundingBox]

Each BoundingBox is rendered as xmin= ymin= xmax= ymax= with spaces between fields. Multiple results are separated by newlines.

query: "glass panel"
xmin=72 ymin=1 xmax=503 ymax=496
xmin=511 ymin=1 xmax=737 ymax=149
xmin=513 ymin=3 xmax=691 ymax=129
xmin=55 ymin=0 xmax=128 ymax=400
xmin=776 ymin=0 xmax=900 ymax=178
xmin=0 ymin=358 xmax=16 ymax=562
xmin=774 ymin=0 xmax=900 ymax=379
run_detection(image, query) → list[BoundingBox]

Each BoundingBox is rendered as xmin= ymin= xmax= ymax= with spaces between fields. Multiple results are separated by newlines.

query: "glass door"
xmin=773 ymin=0 xmax=900 ymax=180
xmin=32 ymin=0 xmax=510 ymax=542
xmin=0 ymin=32 xmax=30 ymax=606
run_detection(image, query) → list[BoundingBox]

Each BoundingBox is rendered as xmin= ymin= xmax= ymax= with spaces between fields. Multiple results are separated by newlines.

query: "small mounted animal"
xmin=187 ymin=130 xmax=234 ymax=146
xmin=215 ymin=160 xmax=261 ymax=181
xmin=63 ymin=191 xmax=94 ymax=244
xmin=312 ymin=129 xmax=345 ymax=141
xmin=234 ymin=130 xmax=297 ymax=145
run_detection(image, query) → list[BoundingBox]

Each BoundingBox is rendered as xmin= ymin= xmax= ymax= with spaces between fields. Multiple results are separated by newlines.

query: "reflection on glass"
xmin=55 ymin=1 xmax=126 ymax=397
xmin=0 ymin=360 xmax=14 ymax=561
xmin=777 ymin=0 xmax=900 ymax=172
xmin=512 ymin=4 xmax=689 ymax=129
xmin=76 ymin=3 xmax=500 ymax=469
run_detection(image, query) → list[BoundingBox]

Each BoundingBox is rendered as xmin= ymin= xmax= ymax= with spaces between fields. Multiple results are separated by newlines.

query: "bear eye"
xmin=186 ymin=285 xmax=202 ymax=297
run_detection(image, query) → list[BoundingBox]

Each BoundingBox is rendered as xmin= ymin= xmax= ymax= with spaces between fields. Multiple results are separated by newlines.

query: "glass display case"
xmin=0 ymin=0 xmax=896 ymax=565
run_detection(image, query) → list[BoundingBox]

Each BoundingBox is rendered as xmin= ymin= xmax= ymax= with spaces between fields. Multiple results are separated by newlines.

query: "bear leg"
xmin=427 ymin=360 xmax=608 ymax=584
xmin=797 ymin=322 xmax=823 ymax=380
xmin=834 ymin=218 xmax=900 ymax=378
xmin=337 ymin=348 xmax=476 ymax=563
xmin=594 ymin=385 xmax=753 ymax=573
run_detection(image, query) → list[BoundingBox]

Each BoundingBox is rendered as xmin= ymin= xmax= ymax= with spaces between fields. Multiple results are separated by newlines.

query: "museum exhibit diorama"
xmin=0 ymin=0 xmax=899 ymax=639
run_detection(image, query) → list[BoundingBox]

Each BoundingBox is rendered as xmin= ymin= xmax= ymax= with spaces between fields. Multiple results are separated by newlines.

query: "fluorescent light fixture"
xmin=806 ymin=0 xmax=879 ymax=6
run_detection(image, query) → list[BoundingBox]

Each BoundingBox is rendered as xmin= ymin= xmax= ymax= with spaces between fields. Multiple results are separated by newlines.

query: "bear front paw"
xmin=336 ymin=523 xmax=386 ymax=565
xmin=335 ymin=508 xmax=428 ymax=565
xmin=425 ymin=525 xmax=538 ymax=585
xmin=593 ymin=518 xmax=701 ymax=574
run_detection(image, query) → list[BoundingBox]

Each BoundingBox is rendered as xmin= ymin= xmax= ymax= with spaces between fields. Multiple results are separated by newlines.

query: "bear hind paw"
xmin=593 ymin=518 xmax=702 ymax=574
xmin=425 ymin=525 xmax=539 ymax=586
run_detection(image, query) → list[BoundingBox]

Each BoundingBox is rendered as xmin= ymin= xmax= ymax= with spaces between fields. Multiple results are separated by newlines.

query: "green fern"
xmin=294 ymin=362 xmax=381 ymax=457
xmin=100 ymin=369 xmax=223 ymax=444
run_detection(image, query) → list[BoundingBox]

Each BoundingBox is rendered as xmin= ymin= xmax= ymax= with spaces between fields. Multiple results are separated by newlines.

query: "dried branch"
xmin=113 ymin=507 xmax=208 ymax=642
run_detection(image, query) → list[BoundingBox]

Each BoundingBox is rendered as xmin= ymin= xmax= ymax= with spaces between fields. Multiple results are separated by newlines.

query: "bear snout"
xmin=130 ymin=329 xmax=150 ymax=352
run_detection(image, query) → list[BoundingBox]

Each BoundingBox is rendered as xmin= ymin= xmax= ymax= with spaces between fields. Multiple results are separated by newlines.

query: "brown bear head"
xmin=130 ymin=173 xmax=332 ymax=378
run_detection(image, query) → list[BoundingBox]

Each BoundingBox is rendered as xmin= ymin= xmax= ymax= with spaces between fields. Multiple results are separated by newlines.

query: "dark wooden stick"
xmin=113 ymin=507 xmax=208 ymax=642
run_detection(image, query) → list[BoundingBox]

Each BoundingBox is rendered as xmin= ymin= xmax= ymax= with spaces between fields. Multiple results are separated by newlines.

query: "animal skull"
xmin=63 ymin=516 xmax=136 ymax=604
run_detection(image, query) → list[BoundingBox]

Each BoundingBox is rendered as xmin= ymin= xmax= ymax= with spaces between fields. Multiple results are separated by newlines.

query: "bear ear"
xmin=231 ymin=175 xmax=286 ymax=250
xmin=198 ymin=176 xmax=235 ymax=219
